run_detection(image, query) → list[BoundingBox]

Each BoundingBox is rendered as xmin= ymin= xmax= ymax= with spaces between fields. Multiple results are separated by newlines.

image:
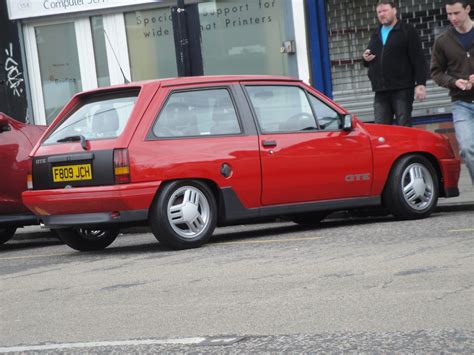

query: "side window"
xmin=152 ymin=89 xmax=241 ymax=138
xmin=308 ymin=94 xmax=341 ymax=130
xmin=245 ymin=85 xmax=317 ymax=133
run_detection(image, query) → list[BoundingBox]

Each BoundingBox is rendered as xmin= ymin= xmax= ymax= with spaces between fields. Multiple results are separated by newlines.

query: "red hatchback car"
xmin=0 ymin=113 xmax=46 ymax=244
xmin=22 ymin=76 xmax=460 ymax=251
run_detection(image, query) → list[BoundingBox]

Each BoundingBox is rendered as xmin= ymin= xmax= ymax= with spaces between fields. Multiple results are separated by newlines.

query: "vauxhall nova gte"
xmin=22 ymin=76 xmax=460 ymax=251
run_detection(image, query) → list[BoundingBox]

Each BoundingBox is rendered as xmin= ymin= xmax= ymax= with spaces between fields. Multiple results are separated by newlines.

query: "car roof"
xmin=77 ymin=75 xmax=302 ymax=96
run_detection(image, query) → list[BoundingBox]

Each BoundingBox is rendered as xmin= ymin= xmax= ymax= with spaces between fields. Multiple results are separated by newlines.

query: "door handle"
xmin=262 ymin=140 xmax=277 ymax=148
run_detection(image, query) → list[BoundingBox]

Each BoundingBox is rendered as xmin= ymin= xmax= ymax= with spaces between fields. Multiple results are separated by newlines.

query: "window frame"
xmin=243 ymin=84 xmax=322 ymax=134
xmin=146 ymin=85 xmax=244 ymax=140
xmin=307 ymin=92 xmax=344 ymax=131
xmin=41 ymin=88 xmax=140 ymax=145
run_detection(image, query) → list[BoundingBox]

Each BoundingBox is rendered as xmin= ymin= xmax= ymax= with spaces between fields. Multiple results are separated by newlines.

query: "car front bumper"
xmin=439 ymin=158 xmax=461 ymax=197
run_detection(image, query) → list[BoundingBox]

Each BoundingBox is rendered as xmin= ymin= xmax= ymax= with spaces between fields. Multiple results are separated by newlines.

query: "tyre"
xmin=0 ymin=227 xmax=16 ymax=244
xmin=150 ymin=180 xmax=217 ymax=250
xmin=383 ymin=155 xmax=439 ymax=220
xmin=290 ymin=212 xmax=328 ymax=226
xmin=57 ymin=227 xmax=119 ymax=251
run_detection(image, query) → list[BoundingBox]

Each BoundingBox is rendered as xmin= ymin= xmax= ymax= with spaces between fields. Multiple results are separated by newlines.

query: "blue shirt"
xmin=454 ymin=27 xmax=474 ymax=51
xmin=381 ymin=25 xmax=393 ymax=45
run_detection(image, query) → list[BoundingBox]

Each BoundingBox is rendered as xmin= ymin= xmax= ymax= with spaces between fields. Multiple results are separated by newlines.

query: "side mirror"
xmin=342 ymin=114 xmax=353 ymax=131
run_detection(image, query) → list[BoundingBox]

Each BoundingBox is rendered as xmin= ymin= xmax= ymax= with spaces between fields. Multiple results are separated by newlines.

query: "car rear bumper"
xmin=439 ymin=158 xmax=461 ymax=197
xmin=0 ymin=212 xmax=38 ymax=226
xmin=40 ymin=210 xmax=148 ymax=228
xmin=22 ymin=181 xmax=161 ymax=217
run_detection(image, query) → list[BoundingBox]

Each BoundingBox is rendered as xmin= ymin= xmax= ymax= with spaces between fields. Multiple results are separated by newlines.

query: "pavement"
xmin=436 ymin=163 xmax=474 ymax=212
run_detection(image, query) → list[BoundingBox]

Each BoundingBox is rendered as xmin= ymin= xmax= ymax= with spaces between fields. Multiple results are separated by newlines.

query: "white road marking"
xmin=448 ymin=228 xmax=474 ymax=233
xmin=0 ymin=337 xmax=209 ymax=353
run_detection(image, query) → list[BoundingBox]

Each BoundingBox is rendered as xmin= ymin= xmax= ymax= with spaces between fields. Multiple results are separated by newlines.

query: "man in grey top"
xmin=431 ymin=0 xmax=474 ymax=185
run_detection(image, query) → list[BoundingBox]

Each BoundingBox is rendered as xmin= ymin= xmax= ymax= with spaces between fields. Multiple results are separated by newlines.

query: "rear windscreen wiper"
xmin=57 ymin=135 xmax=88 ymax=151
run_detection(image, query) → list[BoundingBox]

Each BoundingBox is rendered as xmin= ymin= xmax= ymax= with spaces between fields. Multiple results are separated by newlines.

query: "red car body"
xmin=0 ymin=113 xmax=46 ymax=244
xmin=22 ymin=76 xmax=460 ymax=251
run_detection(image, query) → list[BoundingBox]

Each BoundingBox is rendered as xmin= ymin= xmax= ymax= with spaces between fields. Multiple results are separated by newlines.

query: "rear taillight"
xmin=113 ymin=148 xmax=130 ymax=184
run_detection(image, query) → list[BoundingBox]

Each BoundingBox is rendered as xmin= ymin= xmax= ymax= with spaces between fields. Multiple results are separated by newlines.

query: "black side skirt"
xmin=219 ymin=187 xmax=381 ymax=224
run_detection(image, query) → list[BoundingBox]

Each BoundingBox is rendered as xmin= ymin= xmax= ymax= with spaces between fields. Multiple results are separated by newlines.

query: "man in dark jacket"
xmin=363 ymin=0 xmax=427 ymax=126
xmin=431 ymin=0 xmax=474 ymax=185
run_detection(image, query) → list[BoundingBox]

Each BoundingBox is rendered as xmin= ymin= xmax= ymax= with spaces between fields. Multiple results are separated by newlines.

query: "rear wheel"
xmin=290 ymin=212 xmax=328 ymax=226
xmin=0 ymin=227 xmax=16 ymax=244
xmin=57 ymin=227 xmax=119 ymax=251
xmin=383 ymin=155 xmax=439 ymax=220
xmin=150 ymin=180 xmax=217 ymax=250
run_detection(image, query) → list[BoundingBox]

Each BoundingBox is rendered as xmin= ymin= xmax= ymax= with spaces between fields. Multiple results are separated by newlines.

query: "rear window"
xmin=43 ymin=90 xmax=139 ymax=145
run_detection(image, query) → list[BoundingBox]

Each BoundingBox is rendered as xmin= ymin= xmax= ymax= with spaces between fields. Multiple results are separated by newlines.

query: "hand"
xmin=469 ymin=74 xmax=474 ymax=84
xmin=455 ymin=79 xmax=472 ymax=91
xmin=415 ymin=85 xmax=426 ymax=101
xmin=362 ymin=49 xmax=376 ymax=62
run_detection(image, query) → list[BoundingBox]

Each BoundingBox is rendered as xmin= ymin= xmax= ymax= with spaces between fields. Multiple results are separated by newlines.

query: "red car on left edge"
xmin=0 ymin=113 xmax=46 ymax=244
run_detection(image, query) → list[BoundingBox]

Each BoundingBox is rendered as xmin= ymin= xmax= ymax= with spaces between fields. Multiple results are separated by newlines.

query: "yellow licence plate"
xmin=52 ymin=164 xmax=92 ymax=182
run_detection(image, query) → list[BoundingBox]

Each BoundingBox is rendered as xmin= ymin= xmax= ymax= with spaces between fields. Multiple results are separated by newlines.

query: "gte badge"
xmin=345 ymin=173 xmax=371 ymax=182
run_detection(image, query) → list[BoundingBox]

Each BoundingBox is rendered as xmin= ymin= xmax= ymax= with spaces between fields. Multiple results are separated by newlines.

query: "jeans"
xmin=452 ymin=100 xmax=474 ymax=185
xmin=374 ymin=88 xmax=415 ymax=126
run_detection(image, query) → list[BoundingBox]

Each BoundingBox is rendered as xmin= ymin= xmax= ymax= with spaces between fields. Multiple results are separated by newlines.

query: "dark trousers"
xmin=373 ymin=88 xmax=415 ymax=127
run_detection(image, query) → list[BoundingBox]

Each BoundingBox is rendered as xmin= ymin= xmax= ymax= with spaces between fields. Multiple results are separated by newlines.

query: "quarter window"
xmin=245 ymin=86 xmax=317 ymax=133
xmin=153 ymin=89 xmax=241 ymax=138
xmin=308 ymin=94 xmax=341 ymax=130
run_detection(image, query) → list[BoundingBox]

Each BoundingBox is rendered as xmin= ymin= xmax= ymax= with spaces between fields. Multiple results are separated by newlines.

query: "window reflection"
xmin=35 ymin=22 xmax=82 ymax=124
xmin=124 ymin=8 xmax=177 ymax=80
xmin=91 ymin=16 xmax=111 ymax=87
xmin=198 ymin=0 xmax=293 ymax=75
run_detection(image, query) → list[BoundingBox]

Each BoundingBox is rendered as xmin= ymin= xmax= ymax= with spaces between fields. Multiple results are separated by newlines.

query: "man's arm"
xmin=430 ymin=37 xmax=457 ymax=89
xmin=407 ymin=24 xmax=428 ymax=87
xmin=362 ymin=33 xmax=376 ymax=68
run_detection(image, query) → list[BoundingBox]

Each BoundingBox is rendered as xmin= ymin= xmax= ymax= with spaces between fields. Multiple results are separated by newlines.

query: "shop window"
xmin=35 ymin=22 xmax=82 ymax=124
xmin=198 ymin=0 xmax=295 ymax=76
xmin=91 ymin=16 xmax=111 ymax=87
xmin=124 ymin=8 xmax=178 ymax=81
xmin=246 ymin=85 xmax=316 ymax=133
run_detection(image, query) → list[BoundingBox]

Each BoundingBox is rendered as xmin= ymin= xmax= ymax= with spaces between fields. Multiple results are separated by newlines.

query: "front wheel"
xmin=0 ymin=227 xmax=17 ymax=244
xmin=57 ymin=227 xmax=119 ymax=251
xmin=150 ymin=180 xmax=217 ymax=250
xmin=383 ymin=155 xmax=439 ymax=220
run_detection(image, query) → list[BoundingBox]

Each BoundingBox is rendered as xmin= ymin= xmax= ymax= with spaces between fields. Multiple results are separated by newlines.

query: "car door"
xmin=243 ymin=83 xmax=373 ymax=206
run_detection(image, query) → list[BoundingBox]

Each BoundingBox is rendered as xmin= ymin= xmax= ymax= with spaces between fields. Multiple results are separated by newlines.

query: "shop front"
xmin=7 ymin=0 xmax=309 ymax=125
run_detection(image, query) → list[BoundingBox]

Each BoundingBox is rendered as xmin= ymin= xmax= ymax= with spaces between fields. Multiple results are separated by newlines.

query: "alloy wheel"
xmin=167 ymin=186 xmax=211 ymax=239
xmin=401 ymin=162 xmax=434 ymax=211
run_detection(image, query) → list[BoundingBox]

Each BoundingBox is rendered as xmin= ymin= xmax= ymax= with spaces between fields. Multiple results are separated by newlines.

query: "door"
xmin=244 ymin=84 xmax=373 ymax=206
